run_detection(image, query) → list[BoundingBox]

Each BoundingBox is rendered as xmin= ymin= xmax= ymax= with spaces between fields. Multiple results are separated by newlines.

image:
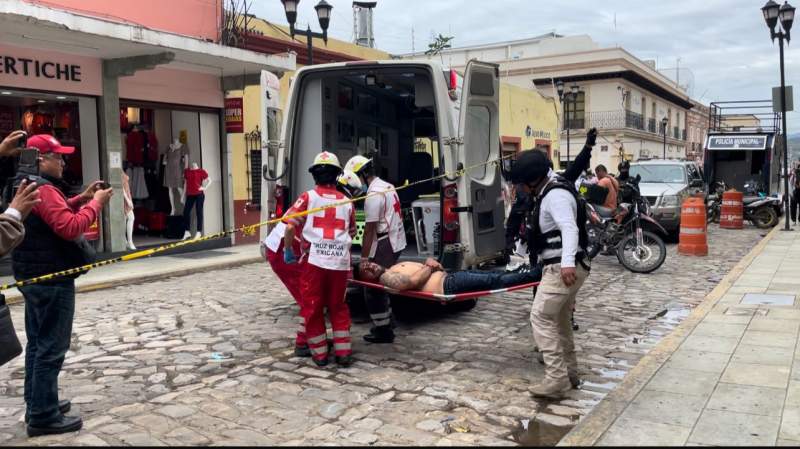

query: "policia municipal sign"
xmin=706 ymin=135 xmax=769 ymax=151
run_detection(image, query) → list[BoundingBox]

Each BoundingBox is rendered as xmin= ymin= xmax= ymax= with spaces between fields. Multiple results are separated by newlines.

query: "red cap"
xmin=26 ymin=134 xmax=75 ymax=155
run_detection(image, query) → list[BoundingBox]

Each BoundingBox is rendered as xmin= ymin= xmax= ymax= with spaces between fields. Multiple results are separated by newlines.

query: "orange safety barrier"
xmin=678 ymin=197 xmax=708 ymax=256
xmin=720 ymin=189 xmax=744 ymax=229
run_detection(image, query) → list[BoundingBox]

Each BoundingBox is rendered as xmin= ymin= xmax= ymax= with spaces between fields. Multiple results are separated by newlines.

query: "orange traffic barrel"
xmin=679 ymin=197 xmax=708 ymax=256
xmin=720 ymin=189 xmax=744 ymax=229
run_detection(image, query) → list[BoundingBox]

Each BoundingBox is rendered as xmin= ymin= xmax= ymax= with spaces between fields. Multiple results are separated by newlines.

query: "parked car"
xmin=628 ymin=160 xmax=706 ymax=233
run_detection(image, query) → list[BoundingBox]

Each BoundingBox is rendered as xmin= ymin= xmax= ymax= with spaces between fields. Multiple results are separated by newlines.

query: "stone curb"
xmin=3 ymin=255 xmax=263 ymax=306
xmin=558 ymin=225 xmax=782 ymax=447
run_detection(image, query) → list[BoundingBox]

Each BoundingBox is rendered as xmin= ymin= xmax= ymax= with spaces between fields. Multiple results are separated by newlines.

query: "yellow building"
xmin=499 ymin=83 xmax=560 ymax=162
xmin=225 ymin=17 xmax=391 ymax=244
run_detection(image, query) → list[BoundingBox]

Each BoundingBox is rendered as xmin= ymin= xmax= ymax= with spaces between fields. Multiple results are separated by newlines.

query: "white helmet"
xmin=344 ymin=155 xmax=372 ymax=175
xmin=337 ymin=169 xmax=363 ymax=198
xmin=309 ymin=151 xmax=342 ymax=171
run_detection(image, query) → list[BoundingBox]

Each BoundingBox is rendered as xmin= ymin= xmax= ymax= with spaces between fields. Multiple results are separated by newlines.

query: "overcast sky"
xmin=252 ymin=0 xmax=799 ymax=131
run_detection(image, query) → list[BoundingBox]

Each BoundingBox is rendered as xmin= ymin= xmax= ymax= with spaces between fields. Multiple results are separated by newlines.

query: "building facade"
xmin=686 ymin=100 xmax=709 ymax=163
xmin=1 ymin=0 xmax=294 ymax=255
xmin=401 ymin=35 xmax=693 ymax=172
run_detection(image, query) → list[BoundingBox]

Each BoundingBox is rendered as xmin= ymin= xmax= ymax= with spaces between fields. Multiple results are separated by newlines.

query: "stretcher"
xmin=348 ymin=279 xmax=539 ymax=304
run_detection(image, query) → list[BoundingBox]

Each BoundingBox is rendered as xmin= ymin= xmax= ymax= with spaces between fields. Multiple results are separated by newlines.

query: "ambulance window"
xmin=266 ymin=108 xmax=282 ymax=141
xmin=465 ymin=105 xmax=491 ymax=179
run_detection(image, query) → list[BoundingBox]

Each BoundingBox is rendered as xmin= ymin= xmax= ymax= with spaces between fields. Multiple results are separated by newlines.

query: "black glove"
xmin=586 ymin=128 xmax=598 ymax=147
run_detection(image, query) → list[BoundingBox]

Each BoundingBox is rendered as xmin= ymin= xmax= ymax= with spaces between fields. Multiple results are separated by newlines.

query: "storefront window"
xmin=0 ymin=91 xmax=83 ymax=192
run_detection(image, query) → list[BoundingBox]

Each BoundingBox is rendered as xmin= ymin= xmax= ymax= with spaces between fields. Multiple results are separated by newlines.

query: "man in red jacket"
xmin=11 ymin=134 xmax=113 ymax=437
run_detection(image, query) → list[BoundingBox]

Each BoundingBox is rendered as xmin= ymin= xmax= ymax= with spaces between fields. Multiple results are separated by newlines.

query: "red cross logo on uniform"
xmin=392 ymin=193 xmax=402 ymax=218
xmin=313 ymin=208 xmax=346 ymax=239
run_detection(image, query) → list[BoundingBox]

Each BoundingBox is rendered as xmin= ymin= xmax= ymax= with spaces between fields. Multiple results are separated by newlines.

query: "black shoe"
xmin=294 ymin=345 xmax=311 ymax=357
xmin=27 ymin=415 xmax=82 ymax=437
xmin=336 ymin=355 xmax=354 ymax=367
xmin=571 ymin=317 xmax=580 ymax=331
xmin=25 ymin=400 xmax=71 ymax=424
xmin=363 ymin=326 xmax=395 ymax=344
xmin=312 ymin=357 xmax=329 ymax=367
xmin=569 ymin=373 xmax=581 ymax=389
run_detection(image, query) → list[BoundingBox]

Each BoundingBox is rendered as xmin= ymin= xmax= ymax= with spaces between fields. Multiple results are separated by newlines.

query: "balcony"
xmin=580 ymin=111 xmax=645 ymax=131
xmin=563 ymin=118 xmax=585 ymax=130
xmin=648 ymin=118 xmax=656 ymax=133
xmin=673 ymin=127 xmax=680 ymax=139
xmin=682 ymin=129 xmax=687 ymax=141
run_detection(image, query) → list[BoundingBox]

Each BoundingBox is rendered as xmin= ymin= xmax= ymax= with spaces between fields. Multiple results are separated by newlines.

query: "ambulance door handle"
xmin=451 ymin=206 xmax=473 ymax=213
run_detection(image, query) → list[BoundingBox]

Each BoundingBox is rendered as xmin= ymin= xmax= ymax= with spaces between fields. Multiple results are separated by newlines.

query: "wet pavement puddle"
xmin=514 ymin=417 xmax=575 ymax=446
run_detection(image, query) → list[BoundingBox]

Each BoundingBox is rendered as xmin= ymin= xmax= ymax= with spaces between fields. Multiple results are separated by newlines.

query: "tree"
xmin=425 ymin=34 xmax=454 ymax=64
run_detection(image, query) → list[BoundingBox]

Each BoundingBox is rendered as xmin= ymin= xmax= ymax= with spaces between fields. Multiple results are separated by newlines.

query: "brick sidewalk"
xmin=562 ymin=226 xmax=800 ymax=446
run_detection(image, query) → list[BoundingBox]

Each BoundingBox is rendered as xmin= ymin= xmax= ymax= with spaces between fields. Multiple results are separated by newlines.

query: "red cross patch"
xmin=312 ymin=208 xmax=346 ymax=239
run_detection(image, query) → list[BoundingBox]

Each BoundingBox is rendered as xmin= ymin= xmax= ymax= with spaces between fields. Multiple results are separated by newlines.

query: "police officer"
xmin=511 ymin=141 xmax=593 ymax=400
xmin=345 ymin=155 xmax=406 ymax=344
xmin=283 ymin=152 xmax=356 ymax=367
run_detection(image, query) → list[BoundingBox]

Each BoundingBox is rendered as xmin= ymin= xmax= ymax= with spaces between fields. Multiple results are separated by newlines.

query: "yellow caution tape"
xmin=1 ymin=152 xmax=518 ymax=291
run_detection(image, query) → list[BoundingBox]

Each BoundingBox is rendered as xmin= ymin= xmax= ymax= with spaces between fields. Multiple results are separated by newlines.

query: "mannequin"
xmin=182 ymin=162 xmax=211 ymax=240
xmin=164 ymin=138 xmax=189 ymax=215
xmin=122 ymin=170 xmax=136 ymax=250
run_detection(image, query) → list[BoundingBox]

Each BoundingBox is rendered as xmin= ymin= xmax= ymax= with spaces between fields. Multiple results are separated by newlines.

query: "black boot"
xmin=27 ymin=414 xmax=82 ymax=437
xmin=363 ymin=325 xmax=395 ymax=344
xmin=312 ymin=357 xmax=329 ymax=367
xmin=25 ymin=400 xmax=71 ymax=424
xmin=294 ymin=344 xmax=311 ymax=357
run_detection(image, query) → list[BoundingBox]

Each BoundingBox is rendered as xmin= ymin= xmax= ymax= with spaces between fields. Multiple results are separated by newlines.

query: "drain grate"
xmin=741 ymin=293 xmax=796 ymax=306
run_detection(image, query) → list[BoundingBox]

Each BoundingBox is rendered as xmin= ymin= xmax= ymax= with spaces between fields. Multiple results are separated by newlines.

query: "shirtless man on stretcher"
xmin=358 ymin=258 xmax=542 ymax=295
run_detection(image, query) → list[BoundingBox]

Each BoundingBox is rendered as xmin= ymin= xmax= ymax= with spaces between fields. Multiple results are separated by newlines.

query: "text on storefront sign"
xmin=225 ymin=97 xmax=244 ymax=133
xmin=0 ymin=55 xmax=81 ymax=82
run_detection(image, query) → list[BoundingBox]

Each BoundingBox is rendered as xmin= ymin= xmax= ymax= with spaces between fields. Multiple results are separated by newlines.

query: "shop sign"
xmin=0 ymin=44 xmax=101 ymax=96
xmin=525 ymin=125 xmax=551 ymax=140
xmin=225 ymin=98 xmax=244 ymax=133
xmin=706 ymin=134 xmax=768 ymax=151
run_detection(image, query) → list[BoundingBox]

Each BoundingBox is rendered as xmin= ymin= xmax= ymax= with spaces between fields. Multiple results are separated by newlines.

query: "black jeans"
xmin=364 ymin=238 xmax=401 ymax=328
xmin=184 ymin=193 xmax=205 ymax=233
xmin=21 ymin=280 xmax=75 ymax=425
xmin=443 ymin=266 xmax=543 ymax=295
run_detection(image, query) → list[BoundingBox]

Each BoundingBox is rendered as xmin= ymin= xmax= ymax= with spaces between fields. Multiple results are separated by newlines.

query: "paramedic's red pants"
xmin=267 ymin=248 xmax=306 ymax=346
xmin=301 ymin=263 xmax=352 ymax=361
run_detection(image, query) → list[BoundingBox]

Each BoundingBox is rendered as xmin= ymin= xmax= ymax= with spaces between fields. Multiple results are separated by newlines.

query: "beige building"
xmin=400 ymin=35 xmax=694 ymax=172
xmin=686 ymin=100 xmax=710 ymax=162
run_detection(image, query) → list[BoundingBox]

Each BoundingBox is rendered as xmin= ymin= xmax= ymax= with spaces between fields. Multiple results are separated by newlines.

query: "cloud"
xmin=251 ymin=0 xmax=798 ymax=129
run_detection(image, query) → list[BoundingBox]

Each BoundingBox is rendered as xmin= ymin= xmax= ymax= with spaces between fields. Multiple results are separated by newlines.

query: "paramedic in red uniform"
xmin=345 ymin=155 xmax=406 ymax=344
xmin=261 ymin=220 xmax=307 ymax=356
xmin=283 ymin=152 xmax=356 ymax=367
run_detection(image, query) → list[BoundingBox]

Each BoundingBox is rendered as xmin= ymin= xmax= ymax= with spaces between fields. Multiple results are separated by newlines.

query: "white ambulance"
xmin=261 ymin=60 xmax=507 ymax=270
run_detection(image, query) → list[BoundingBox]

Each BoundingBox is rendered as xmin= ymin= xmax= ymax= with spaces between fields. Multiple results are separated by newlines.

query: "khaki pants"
xmin=531 ymin=263 xmax=589 ymax=382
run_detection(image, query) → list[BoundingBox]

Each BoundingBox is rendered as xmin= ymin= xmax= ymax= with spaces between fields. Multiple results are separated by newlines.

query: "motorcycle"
xmin=584 ymin=175 xmax=668 ymax=274
xmin=706 ymin=181 xmax=725 ymax=224
xmin=706 ymin=179 xmax=781 ymax=228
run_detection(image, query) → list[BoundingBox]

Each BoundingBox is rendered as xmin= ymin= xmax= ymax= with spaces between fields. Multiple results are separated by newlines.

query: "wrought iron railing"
xmin=563 ymin=117 xmax=585 ymax=130
xmin=673 ymin=126 xmax=680 ymax=139
xmin=245 ymin=127 xmax=262 ymax=210
xmin=648 ymin=118 xmax=656 ymax=133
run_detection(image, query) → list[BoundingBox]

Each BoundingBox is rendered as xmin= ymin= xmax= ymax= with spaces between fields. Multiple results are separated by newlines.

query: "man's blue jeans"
xmin=443 ymin=266 xmax=542 ymax=295
xmin=21 ymin=280 xmax=75 ymax=425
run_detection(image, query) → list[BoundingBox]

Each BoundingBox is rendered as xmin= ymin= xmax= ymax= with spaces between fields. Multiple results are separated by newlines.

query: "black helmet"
xmin=510 ymin=149 xmax=550 ymax=185
xmin=618 ymin=159 xmax=630 ymax=172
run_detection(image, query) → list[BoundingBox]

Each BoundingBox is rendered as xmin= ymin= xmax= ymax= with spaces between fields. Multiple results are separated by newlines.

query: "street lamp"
xmin=762 ymin=0 xmax=795 ymax=231
xmin=281 ymin=0 xmax=333 ymax=66
xmin=661 ymin=116 xmax=669 ymax=159
xmin=556 ymin=81 xmax=580 ymax=167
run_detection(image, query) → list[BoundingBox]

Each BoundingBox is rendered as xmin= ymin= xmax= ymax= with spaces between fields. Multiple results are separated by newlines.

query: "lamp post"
xmin=762 ymin=0 xmax=795 ymax=231
xmin=661 ymin=117 xmax=669 ymax=159
xmin=281 ymin=0 xmax=333 ymax=66
xmin=557 ymin=81 xmax=580 ymax=168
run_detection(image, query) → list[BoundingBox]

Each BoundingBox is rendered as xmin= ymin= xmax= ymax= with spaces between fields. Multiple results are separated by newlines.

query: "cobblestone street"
xmin=0 ymin=225 xmax=765 ymax=446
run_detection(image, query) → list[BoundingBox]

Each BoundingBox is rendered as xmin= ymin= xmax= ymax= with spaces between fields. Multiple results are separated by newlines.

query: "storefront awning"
xmin=0 ymin=0 xmax=295 ymax=78
xmin=705 ymin=134 xmax=774 ymax=151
